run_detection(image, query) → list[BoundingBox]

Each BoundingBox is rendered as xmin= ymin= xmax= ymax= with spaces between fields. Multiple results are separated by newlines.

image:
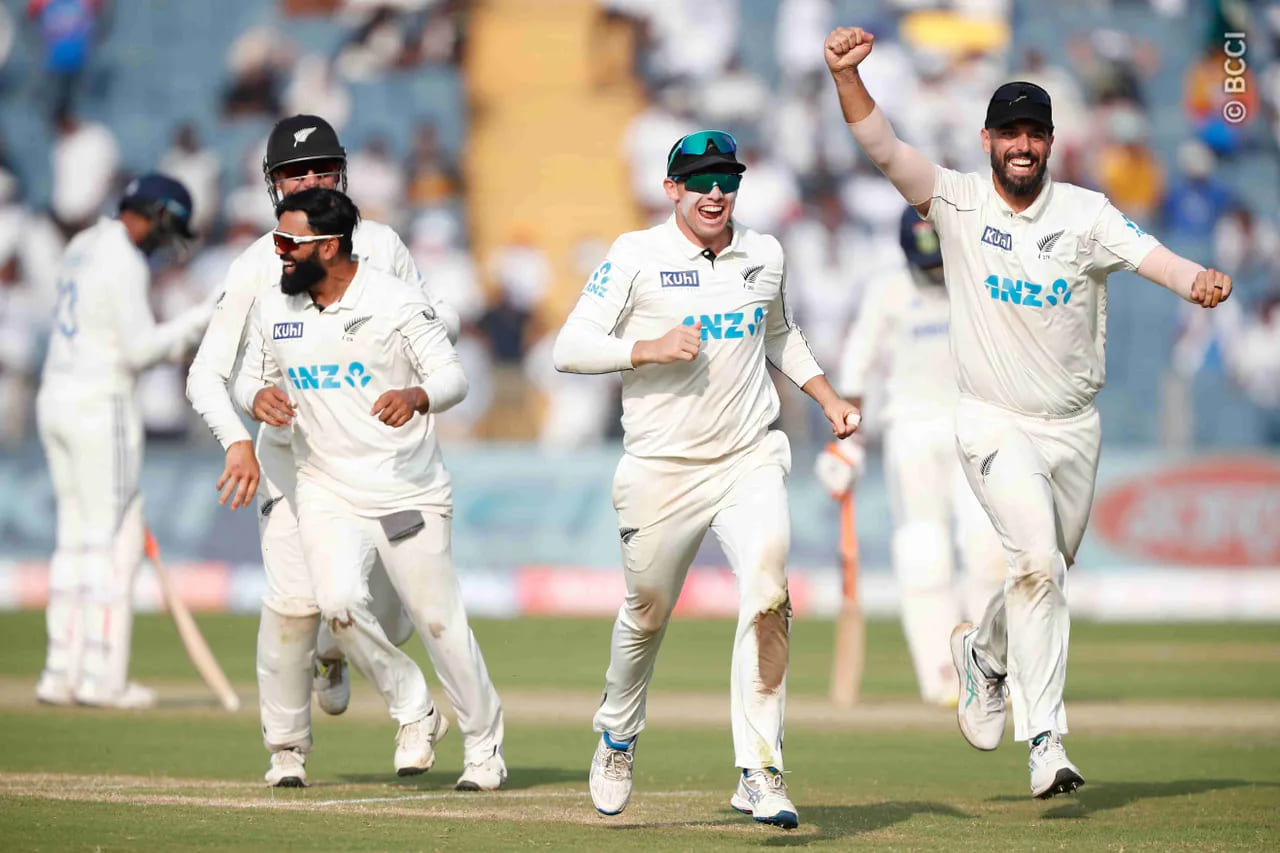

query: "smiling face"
xmin=982 ymin=120 xmax=1053 ymax=201
xmin=665 ymin=177 xmax=736 ymax=250
xmin=275 ymin=210 xmax=333 ymax=295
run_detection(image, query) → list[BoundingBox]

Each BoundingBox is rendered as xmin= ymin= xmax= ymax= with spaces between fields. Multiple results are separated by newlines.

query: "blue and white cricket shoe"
xmin=1029 ymin=731 xmax=1085 ymax=799
xmin=951 ymin=621 xmax=1008 ymax=751
xmin=731 ymin=768 xmax=799 ymax=829
xmin=589 ymin=732 xmax=635 ymax=815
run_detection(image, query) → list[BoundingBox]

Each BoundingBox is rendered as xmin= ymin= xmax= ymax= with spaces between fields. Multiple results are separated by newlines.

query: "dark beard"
xmin=990 ymin=149 xmax=1047 ymax=200
xmin=280 ymin=257 xmax=326 ymax=295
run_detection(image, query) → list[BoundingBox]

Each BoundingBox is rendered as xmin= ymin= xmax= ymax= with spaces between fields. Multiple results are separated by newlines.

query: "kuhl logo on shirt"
xmin=660 ymin=270 xmax=700 ymax=288
xmin=980 ymin=226 xmax=1013 ymax=251
xmin=273 ymin=322 xmax=304 ymax=340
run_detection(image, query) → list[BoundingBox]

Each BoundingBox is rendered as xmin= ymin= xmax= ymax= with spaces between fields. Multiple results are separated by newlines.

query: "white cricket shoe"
xmin=264 ymin=747 xmax=308 ymax=787
xmin=950 ymin=622 xmax=1007 ymax=750
xmin=1029 ymin=732 xmax=1085 ymax=799
xmin=588 ymin=732 xmax=635 ymax=816
xmin=75 ymin=681 xmax=157 ymax=710
xmin=455 ymin=745 xmax=508 ymax=791
xmin=730 ymin=768 xmax=799 ymax=829
xmin=35 ymin=672 xmax=74 ymax=706
xmin=313 ymin=658 xmax=350 ymax=716
xmin=395 ymin=708 xmax=449 ymax=776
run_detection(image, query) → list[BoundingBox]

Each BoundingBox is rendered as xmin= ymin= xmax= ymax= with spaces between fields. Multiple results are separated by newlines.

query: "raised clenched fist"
xmin=824 ymin=26 xmax=875 ymax=74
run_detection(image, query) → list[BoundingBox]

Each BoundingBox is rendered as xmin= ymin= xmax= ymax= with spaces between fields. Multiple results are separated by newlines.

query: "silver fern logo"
xmin=343 ymin=315 xmax=372 ymax=337
xmin=741 ymin=264 xmax=764 ymax=287
xmin=1037 ymin=230 xmax=1064 ymax=259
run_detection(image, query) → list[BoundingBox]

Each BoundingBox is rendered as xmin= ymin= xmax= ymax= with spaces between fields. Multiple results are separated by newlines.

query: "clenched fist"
xmin=633 ymin=321 xmax=702 ymax=366
xmin=825 ymin=26 xmax=875 ymax=74
xmin=1189 ymin=268 xmax=1233 ymax=308
xmin=371 ymin=387 xmax=428 ymax=427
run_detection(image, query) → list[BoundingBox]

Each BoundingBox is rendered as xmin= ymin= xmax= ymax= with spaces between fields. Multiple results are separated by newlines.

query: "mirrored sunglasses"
xmin=682 ymin=172 xmax=741 ymax=194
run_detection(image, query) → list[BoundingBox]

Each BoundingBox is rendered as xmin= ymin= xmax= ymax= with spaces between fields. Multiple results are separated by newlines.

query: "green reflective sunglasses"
xmin=682 ymin=172 xmax=742 ymax=194
xmin=667 ymin=130 xmax=739 ymax=172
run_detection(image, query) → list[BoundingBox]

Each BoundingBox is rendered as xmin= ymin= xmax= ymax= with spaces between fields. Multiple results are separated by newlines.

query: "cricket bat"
xmin=145 ymin=529 xmax=241 ymax=712
xmin=829 ymin=491 xmax=865 ymax=707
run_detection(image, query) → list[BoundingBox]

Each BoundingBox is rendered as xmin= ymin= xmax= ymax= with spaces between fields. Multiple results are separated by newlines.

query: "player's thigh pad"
xmin=296 ymin=488 xmax=376 ymax=618
xmin=954 ymin=397 xmax=1060 ymax=570
xmin=1029 ymin=407 xmax=1102 ymax=564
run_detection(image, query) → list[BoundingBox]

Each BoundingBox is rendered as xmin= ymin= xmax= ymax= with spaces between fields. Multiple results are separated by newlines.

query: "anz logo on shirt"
xmin=584 ymin=262 xmax=611 ymax=298
xmin=984 ymin=275 xmax=1073 ymax=308
xmin=287 ymin=361 xmax=372 ymax=390
xmin=681 ymin=306 xmax=766 ymax=340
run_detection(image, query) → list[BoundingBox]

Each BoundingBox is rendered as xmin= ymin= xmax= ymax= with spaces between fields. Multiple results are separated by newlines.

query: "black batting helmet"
xmin=262 ymin=115 xmax=347 ymax=205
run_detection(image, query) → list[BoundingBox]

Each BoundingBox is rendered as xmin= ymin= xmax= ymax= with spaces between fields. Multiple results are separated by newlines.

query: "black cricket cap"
xmin=985 ymin=81 xmax=1053 ymax=132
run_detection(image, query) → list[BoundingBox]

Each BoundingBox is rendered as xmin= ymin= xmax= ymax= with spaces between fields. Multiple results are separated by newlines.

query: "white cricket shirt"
xmin=41 ymin=218 xmax=209 ymax=399
xmin=837 ymin=266 xmax=957 ymax=425
xmin=926 ymin=169 xmax=1160 ymax=416
xmin=187 ymin=219 xmax=458 ymax=449
xmin=235 ymin=262 xmax=464 ymax=514
xmin=554 ymin=215 xmax=823 ymax=461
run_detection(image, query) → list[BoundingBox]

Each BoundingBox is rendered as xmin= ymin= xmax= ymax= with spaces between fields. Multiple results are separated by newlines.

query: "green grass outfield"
xmin=1 ymin=612 xmax=1277 ymax=851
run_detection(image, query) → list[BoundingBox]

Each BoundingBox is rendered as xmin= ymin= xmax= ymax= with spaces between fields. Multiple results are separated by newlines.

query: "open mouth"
xmin=282 ymin=259 xmax=298 ymax=274
xmin=697 ymin=204 xmax=725 ymax=224
xmin=1005 ymin=155 xmax=1038 ymax=176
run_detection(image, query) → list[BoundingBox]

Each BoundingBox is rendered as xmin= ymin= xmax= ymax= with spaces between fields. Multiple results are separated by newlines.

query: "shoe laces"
xmin=600 ymin=745 xmax=633 ymax=781
xmin=746 ymin=768 xmax=787 ymax=794
xmin=274 ymin=748 xmax=303 ymax=767
xmin=1030 ymin=732 xmax=1066 ymax=761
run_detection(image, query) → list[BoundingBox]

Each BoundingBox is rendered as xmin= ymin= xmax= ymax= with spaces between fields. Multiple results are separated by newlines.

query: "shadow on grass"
xmin=988 ymin=778 xmax=1275 ymax=818
xmin=336 ymin=766 xmax=584 ymax=790
xmin=604 ymin=802 xmax=971 ymax=845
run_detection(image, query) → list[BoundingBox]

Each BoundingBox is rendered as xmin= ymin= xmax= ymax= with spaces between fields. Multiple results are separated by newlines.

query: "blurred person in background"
xmin=0 ymin=224 xmax=39 ymax=448
xmin=221 ymin=26 xmax=287 ymax=119
xmin=35 ymin=174 xmax=212 ymax=710
xmin=817 ymin=208 xmax=1005 ymax=707
xmin=283 ymin=53 xmax=351 ymax=131
xmin=159 ymin=122 xmax=221 ymax=239
xmin=185 ymin=114 xmax=462 ymax=789
xmin=49 ymin=106 xmax=118 ymax=235
xmin=555 ymin=130 xmax=859 ymax=827
xmin=405 ymin=121 xmax=460 ymax=210
xmin=25 ymin=0 xmax=107 ymax=116
xmin=1161 ymin=140 xmax=1233 ymax=243
xmin=1096 ymin=107 xmax=1164 ymax=224
xmin=829 ymin=24 xmax=1234 ymax=800
xmin=345 ymin=133 xmax=406 ymax=227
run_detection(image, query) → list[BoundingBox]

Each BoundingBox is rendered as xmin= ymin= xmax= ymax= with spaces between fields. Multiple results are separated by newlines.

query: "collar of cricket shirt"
xmin=989 ymin=174 xmax=1055 ymax=223
xmin=309 ymin=260 xmax=368 ymax=313
xmin=664 ymin=213 xmax=744 ymax=261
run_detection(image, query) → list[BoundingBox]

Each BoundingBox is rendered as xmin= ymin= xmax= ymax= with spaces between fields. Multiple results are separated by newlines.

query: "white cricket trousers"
xmin=254 ymin=436 xmax=413 ymax=752
xmin=593 ymin=430 xmax=793 ymax=771
xmin=953 ymin=395 xmax=1101 ymax=742
xmin=883 ymin=414 xmax=1005 ymax=704
xmin=36 ymin=389 xmax=146 ymax=701
xmin=296 ymin=483 xmax=504 ymax=764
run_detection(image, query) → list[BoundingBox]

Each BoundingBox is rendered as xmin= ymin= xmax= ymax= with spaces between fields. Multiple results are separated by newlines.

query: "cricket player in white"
xmin=816 ymin=207 xmax=1005 ymax=707
xmin=554 ymin=131 xmax=860 ymax=828
xmin=826 ymin=27 xmax=1234 ymax=798
xmin=186 ymin=116 xmax=460 ymax=787
xmin=232 ymin=188 xmax=505 ymax=790
xmin=36 ymin=174 xmax=212 ymax=709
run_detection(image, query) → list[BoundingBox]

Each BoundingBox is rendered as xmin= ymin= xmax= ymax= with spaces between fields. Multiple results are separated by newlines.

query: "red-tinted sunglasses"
xmin=272 ymin=230 xmax=340 ymax=253
xmin=271 ymin=159 xmax=344 ymax=182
